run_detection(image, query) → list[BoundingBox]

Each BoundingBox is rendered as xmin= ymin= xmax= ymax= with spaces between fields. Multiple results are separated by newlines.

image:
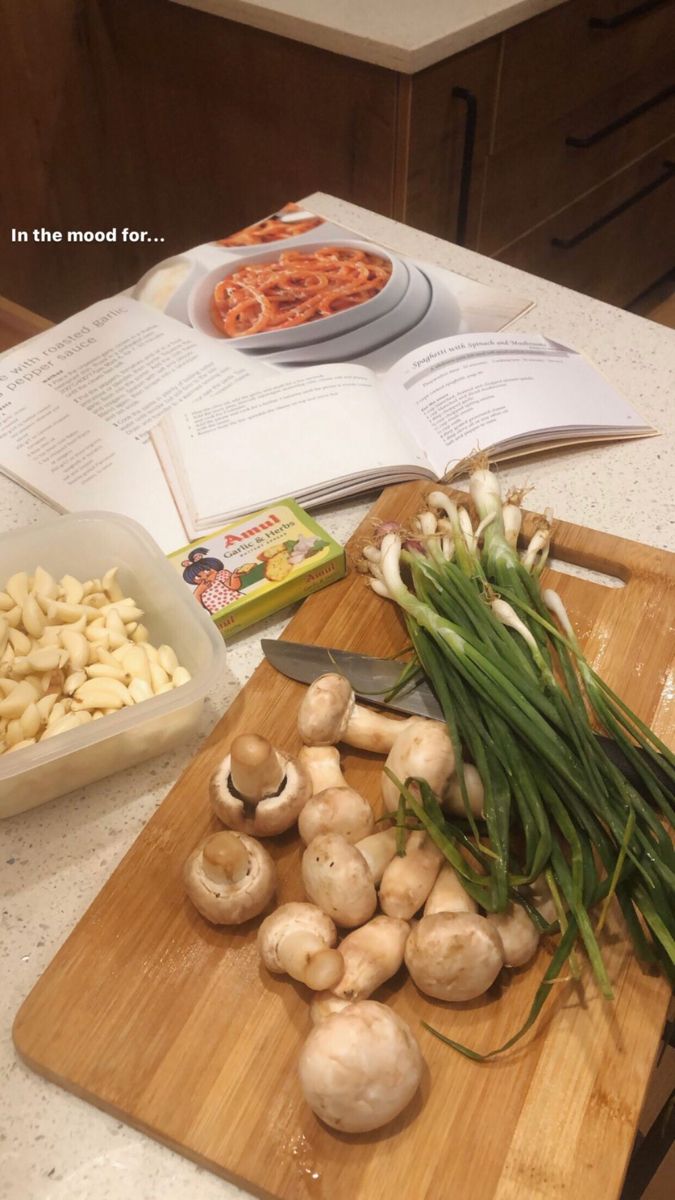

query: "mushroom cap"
xmin=302 ymin=833 xmax=377 ymax=928
xmin=333 ymin=915 xmax=410 ymax=1001
xmin=381 ymin=718 xmax=455 ymax=812
xmin=183 ymin=831 xmax=276 ymax=925
xmin=257 ymin=902 xmax=338 ymax=973
xmin=405 ymin=912 xmax=504 ymax=1001
xmin=298 ymin=1000 xmax=423 ymax=1133
xmin=298 ymin=674 xmax=354 ymax=745
xmin=210 ymin=750 xmax=311 ymax=836
xmin=487 ymin=903 xmax=540 ymax=967
xmin=298 ymin=786 xmax=375 ymax=845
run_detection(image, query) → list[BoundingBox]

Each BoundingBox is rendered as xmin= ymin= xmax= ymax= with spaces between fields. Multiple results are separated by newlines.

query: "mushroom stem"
xmin=229 ymin=734 xmax=285 ymax=800
xmin=424 ymin=862 xmax=478 ymax=915
xmin=202 ymin=831 xmax=250 ymax=884
xmin=342 ymin=706 xmax=416 ymax=754
xmin=279 ymin=932 xmax=345 ymax=990
xmin=355 ymin=828 xmax=399 ymax=883
xmin=298 ymin=745 xmax=346 ymax=793
xmin=379 ymin=832 xmax=443 ymax=919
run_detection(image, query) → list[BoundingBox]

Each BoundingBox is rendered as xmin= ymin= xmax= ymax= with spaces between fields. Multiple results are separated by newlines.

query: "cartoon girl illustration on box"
xmin=181 ymin=548 xmax=242 ymax=614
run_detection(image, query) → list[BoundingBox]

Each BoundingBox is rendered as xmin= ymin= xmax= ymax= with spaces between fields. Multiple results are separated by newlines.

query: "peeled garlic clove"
xmin=33 ymin=566 xmax=59 ymax=600
xmin=157 ymin=644 xmax=178 ymax=675
xmin=73 ymin=677 xmax=132 ymax=709
xmin=102 ymin=567 xmax=124 ymax=602
xmin=61 ymin=630 xmax=90 ymax=671
xmin=172 ymin=666 xmax=191 ymax=687
xmin=5 ymin=717 xmax=25 ymax=746
xmin=36 ymin=693 xmax=58 ymax=721
xmin=149 ymin=662 xmax=169 ymax=693
xmin=122 ymin=645 xmax=152 ymax=686
xmin=42 ymin=713 xmax=84 ymax=739
xmin=26 ymin=646 xmax=66 ymax=672
xmin=64 ymin=670 xmax=87 ymax=696
xmin=20 ymin=702 xmax=41 ymax=740
xmin=131 ymin=623 xmax=150 ymax=644
xmin=0 ymin=681 xmax=41 ymax=718
xmin=6 ymin=572 xmax=29 ymax=605
xmin=22 ymin=594 xmax=45 ymax=638
xmin=0 ymin=591 xmax=15 ymax=611
xmin=128 ymin=677 xmax=153 ymax=704
xmin=5 ymin=605 xmax=21 ymax=628
xmin=59 ymin=574 xmax=84 ymax=605
xmin=85 ymin=663 xmax=128 ymax=682
xmin=8 ymin=628 xmax=32 ymax=656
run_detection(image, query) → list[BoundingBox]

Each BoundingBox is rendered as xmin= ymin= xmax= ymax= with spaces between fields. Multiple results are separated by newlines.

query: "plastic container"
xmin=0 ymin=512 xmax=226 ymax=818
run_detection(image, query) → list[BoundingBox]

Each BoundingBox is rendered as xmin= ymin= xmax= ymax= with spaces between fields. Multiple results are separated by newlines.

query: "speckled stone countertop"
xmin=1 ymin=192 xmax=674 ymax=1200
xmin=169 ymin=0 xmax=566 ymax=72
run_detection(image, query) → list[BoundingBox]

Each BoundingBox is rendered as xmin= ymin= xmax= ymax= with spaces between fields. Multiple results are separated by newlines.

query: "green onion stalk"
xmin=361 ymin=464 xmax=674 ymax=1058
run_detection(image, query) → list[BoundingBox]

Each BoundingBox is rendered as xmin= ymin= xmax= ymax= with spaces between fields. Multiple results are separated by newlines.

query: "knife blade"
xmin=260 ymin=639 xmax=442 ymax=719
xmin=261 ymin=638 xmax=672 ymax=794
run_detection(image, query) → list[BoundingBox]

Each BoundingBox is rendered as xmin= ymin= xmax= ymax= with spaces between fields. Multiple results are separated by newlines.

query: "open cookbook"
xmin=0 ymin=202 xmax=655 ymax=549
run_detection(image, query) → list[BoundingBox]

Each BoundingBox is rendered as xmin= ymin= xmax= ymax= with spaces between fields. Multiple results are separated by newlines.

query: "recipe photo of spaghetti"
xmin=210 ymin=246 xmax=393 ymax=338
xmin=217 ymin=203 xmax=323 ymax=247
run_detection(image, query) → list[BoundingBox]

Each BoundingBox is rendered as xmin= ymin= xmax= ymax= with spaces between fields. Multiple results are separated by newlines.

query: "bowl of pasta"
xmin=187 ymin=241 xmax=408 ymax=349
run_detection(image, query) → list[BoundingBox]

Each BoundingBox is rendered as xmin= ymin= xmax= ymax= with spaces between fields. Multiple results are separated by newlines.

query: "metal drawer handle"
xmin=589 ymin=0 xmax=671 ymax=30
xmin=566 ymin=85 xmax=675 ymax=148
xmin=451 ymin=86 xmax=477 ymax=247
xmin=551 ymin=160 xmax=675 ymax=249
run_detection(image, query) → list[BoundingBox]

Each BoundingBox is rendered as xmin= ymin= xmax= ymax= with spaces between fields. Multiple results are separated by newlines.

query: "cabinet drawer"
xmin=494 ymin=0 xmax=675 ymax=151
xmin=481 ymin=54 xmax=675 ymax=253
xmin=400 ymin=39 xmax=500 ymax=247
xmin=496 ymin=139 xmax=675 ymax=305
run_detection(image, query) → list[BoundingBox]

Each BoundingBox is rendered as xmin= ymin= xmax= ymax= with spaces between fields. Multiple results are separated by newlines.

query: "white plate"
xmin=186 ymin=241 xmax=408 ymax=348
xmin=253 ymin=261 xmax=434 ymax=366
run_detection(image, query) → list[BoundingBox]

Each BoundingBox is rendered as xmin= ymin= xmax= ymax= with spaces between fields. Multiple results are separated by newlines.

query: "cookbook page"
xmin=0 ymin=296 xmax=257 ymax=549
xmin=384 ymin=333 xmax=654 ymax=474
xmin=153 ymin=364 xmax=431 ymax=532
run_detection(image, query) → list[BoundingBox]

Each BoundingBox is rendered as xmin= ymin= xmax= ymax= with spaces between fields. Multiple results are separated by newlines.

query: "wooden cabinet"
xmin=479 ymin=0 xmax=675 ymax=304
xmin=495 ymin=139 xmax=675 ymax=306
xmin=1 ymin=0 xmax=674 ymax=319
xmin=397 ymin=41 xmax=501 ymax=247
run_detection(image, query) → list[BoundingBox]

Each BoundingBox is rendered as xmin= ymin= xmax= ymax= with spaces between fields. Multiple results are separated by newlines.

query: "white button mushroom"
xmin=210 ymin=733 xmax=311 ymax=836
xmin=487 ymin=902 xmax=540 ymax=967
xmin=445 ymin=762 xmax=485 ymax=818
xmin=379 ymin=832 xmax=443 ymax=919
xmin=424 ymin=862 xmax=478 ymax=915
xmin=297 ymin=746 xmax=375 ymax=845
xmin=258 ymin=902 xmax=344 ymax=990
xmin=404 ymin=912 xmax=504 ymax=1001
xmin=380 ymin=718 xmax=455 ymax=813
xmin=298 ymin=1000 xmax=424 ymax=1133
xmin=183 ymin=830 xmax=276 ymax=925
xmin=298 ymin=673 xmax=415 ymax=753
xmin=330 ymin=915 xmax=410 ymax=1001
xmin=301 ymin=833 xmax=378 ymax=928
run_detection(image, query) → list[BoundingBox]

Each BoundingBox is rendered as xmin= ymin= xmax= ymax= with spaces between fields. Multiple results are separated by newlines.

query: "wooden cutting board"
xmin=13 ymin=482 xmax=674 ymax=1200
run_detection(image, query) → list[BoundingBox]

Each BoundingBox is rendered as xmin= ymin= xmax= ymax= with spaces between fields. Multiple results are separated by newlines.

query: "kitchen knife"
xmin=261 ymin=639 xmax=440 ymax=718
xmin=260 ymin=638 xmax=672 ymax=793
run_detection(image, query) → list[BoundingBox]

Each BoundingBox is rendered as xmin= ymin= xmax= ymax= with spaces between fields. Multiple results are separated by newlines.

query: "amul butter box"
xmin=167 ymin=500 xmax=345 ymax=638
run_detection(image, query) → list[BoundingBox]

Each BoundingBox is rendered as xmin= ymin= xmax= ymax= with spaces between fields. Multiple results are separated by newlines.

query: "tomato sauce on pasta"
xmin=217 ymin=203 xmax=323 ymax=247
xmin=210 ymin=246 xmax=392 ymax=338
